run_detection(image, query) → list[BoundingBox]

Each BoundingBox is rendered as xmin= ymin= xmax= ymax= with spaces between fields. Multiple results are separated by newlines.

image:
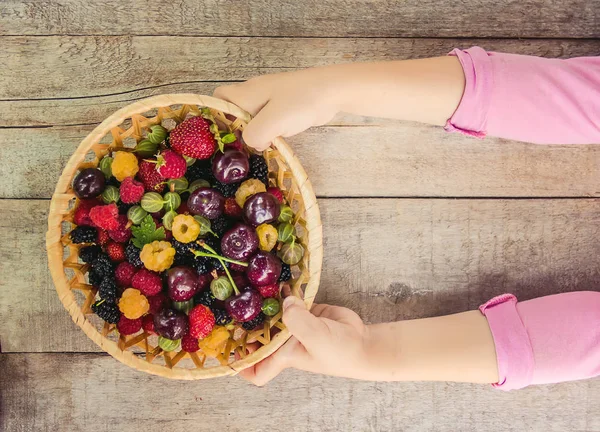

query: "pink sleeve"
xmin=445 ymin=46 xmax=600 ymax=144
xmin=480 ymin=291 xmax=600 ymax=390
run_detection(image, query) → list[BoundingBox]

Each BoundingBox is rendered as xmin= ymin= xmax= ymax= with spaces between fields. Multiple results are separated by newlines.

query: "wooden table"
xmin=1 ymin=1 xmax=599 ymax=431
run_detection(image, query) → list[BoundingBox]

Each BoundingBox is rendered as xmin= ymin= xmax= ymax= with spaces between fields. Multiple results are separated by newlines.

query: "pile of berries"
xmin=70 ymin=111 xmax=301 ymax=357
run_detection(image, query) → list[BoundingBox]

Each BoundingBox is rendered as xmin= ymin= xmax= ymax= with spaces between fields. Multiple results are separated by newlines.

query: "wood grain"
xmin=2 ymin=37 xmax=599 ymax=100
xmin=1 ymin=353 xmax=598 ymax=432
xmin=1 ymin=0 xmax=598 ymax=38
xmin=2 ymin=123 xmax=600 ymax=200
xmin=2 ymin=198 xmax=599 ymax=353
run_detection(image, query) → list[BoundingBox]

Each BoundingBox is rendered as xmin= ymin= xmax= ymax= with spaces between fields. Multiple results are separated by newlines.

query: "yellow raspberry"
xmin=140 ymin=240 xmax=175 ymax=272
xmin=256 ymin=224 xmax=277 ymax=252
xmin=118 ymin=288 xmax=149 ymax=319
xmin=235 ymin=178 xmax=267 ymax=208
xmin=198 ymin=326 xmax=230 ymax=357
xmin=111 ymin=151 xmax=139 ymax=181
xmin=172 ymin=214 xmax=201 ymax=243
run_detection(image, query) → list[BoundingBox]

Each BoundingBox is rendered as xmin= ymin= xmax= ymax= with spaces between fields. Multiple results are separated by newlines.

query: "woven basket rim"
xmin=46 ymin=94 xmax=323 ymax=379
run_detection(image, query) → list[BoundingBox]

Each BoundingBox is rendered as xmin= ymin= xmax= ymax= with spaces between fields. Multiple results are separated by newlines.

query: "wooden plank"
xmin=2 ymin=124 xmax=600 ymax=200
xmin=2 ymin=198 xmax=600 ymax=353
xmin=1 ymin=0 xmax=598 ymax=38
xmin=2 ymin=37 xmax=599 ymax=100
xmin=1 ymin=353 xmax=598 ymax=432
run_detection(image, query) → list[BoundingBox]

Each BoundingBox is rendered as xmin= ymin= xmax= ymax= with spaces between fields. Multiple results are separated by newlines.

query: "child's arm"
xmin=215 ymin=48 xmax=600 ymax=149
xmin=240 ymin=292 xmax=600 ymax=388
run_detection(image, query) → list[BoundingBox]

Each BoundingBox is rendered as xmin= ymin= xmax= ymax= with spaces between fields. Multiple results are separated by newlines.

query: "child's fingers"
xmin=236 ymin=338 xmax=304 ymax=386
xmin=213 ymin=83 xmax=269 ymax=117
xmin=240 ymin=101 xmax=289 ymax=151
xmin=282 ymin=296 xmax=330 ymax=351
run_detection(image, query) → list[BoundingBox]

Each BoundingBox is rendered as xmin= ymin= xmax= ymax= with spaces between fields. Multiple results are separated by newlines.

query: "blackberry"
xmin=171 ymin=239 xmax=198 ymax=267
xmin=99 ymin=277 xmax=118 ymax=302
xmin=92 ymin=253 xmax=115 ymax=278
xmin=186 ymin=159 xmax=214 ymax=183
xmin=213 ymin=181 xmax=240 ymax=198
xmin=192 ymin=255 xmax=211 ymax=275
xmin=242 ymin=313 xmax=265 ymax=331
xmin=278 ymin=263 xmax=292 ymax=282
xmin=117 ymin=201 xmax=134 ymax=215
xmin=125 ymin=243 xmax=143 ymax=268
xmin=88 ymin=267 xmax=103 ymax=287
xmin=210 ymin=257 xmax=229 ymax=272
xmin=213 ymin=308 xmax=232 ymax=326
xmin=194 ymin=290 xmax=216 ymax=309
xmin=210 ymin=215 xmax=232 ymax=237
xmin=164 ymin=133 xmax=171 ymax=148
xmin=79 ymin=245 xmax=102 ymax=264
xmin=70 ymin=226 xmax=98 ymax=244
xmin=91 ymin=299 xmax=120 ymax=324
xmin=248 ymin=155 xmax=268 ymax=186
xmin=105 ymin=176 xmax=121 ymax=188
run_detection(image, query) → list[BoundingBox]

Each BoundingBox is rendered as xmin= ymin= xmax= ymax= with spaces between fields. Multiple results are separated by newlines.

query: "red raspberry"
xmin=132 ymin=269 xmax=163 ymax=296
xmin=115 ymin=261 xmax=137 ymax=287
xmin=225 ymin=138 xmax=244 ymax=152
xmin=258 ymin=283 xmax=280 ymax=298
xmin=188 ymin=305 xmax=215 ymax=339
xmin=117 ymin=315 xmax=142 ymax=335
xmin=73 ymin=199 xmax=99 ymax=226
xmin=142 ymin=314 xmax=155 ymax=334
xmin=97 ymin=229 xmax=110 ymax=246
xmin=138 ymin=159 xmax=166 ymax=193
xmin=89 ymin=203 xmax=120 ymax=231
xmin=120 ymin=177 xmax=145 ymax=204
xmin=106 ymin=241 xmax=126 ymax=262
xmin=109 ymin=215 xmax=131 ymax=243
xmin=147 ymin=293 xmax=169 ymax=314
xmin=224 ymin=197 xmax=243 ymax=218
xmin=181 ymin=334 xmax=199 ymax=352
xmin=155 ymin=150 xmax=187 ymax=179
xmin=267 ymin=187 xmax=284 ymax=203
xmin=177 ymin=201 xmax=190 ymax=214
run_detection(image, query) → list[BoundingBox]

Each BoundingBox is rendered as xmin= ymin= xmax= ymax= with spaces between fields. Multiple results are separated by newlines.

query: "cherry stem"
xmin=195 ymin=241 xmax=242 ymax=295
xmin=190 ymin=250 xmax=248 ymax=267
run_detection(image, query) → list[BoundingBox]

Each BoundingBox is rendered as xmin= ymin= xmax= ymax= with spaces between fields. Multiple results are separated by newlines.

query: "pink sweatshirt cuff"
xmin=481 ymin=291 xmax=600 ymax=391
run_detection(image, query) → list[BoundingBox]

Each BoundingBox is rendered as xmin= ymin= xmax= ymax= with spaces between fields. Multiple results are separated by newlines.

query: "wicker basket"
xmin=46 ymin=94 xmax=322 ymax=379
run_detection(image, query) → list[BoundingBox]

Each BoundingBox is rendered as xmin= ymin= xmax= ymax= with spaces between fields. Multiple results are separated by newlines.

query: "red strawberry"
xmin=155 ymin=150 xmax=186 ymax=179
xmin=169 ymin=116 xmax=216 ymax=159
xmin=181 ymin=334 xmax=200 ymax=352
xmin=120 ymin=177 xmax=145 ymax=204
xmin=106 ymin=241 xmax=126 ymax=262
xmin=138 ymin=159 xmax=166 ymax=193
xmin=267 ymin=187 xmax=284 ymax=203
xmin=188 ymin=305 xmax=215 ymax=339
xmin=142 ymin=314 xmax=156 ymax=334
xmin=258 ymin=283 xmax=280 ymax=298
xmin=223 ymin=197 xmax=242 ymax=218
xmin=89 ymin=203 xmax=120 ymax=231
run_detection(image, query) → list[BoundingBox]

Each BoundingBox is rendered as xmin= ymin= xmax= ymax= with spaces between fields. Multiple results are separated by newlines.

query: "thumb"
xmin=242 ymin=101 xmax=288 ymax=151
xmin=282 ymin=296 xmax=328 ymax=351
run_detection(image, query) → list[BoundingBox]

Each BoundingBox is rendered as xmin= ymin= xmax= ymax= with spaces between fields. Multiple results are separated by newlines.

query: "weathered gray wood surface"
xmin=1 ymin=353 xmax=598 ymax=432
xmin=3 ymin=198 xmax=600 ymax=353
xmin=1 ymin=0 xmax=599 ymax=38
xmin=1 ymin=0 xmax=599 ymax=430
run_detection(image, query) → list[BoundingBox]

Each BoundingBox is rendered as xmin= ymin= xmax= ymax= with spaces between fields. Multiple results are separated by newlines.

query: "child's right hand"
xmin=214 ymin=69 xmax=341 ymax=151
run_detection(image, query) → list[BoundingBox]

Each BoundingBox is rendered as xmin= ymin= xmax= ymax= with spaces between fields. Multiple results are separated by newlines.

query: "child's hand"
xmin=237 ymin=296 xmax=371 ymax=386
xmin=214 ymin=70 xmax=340 ymax=151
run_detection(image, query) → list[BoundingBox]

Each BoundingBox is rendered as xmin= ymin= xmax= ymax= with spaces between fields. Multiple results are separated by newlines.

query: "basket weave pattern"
xmin=46 ymin=94 xmax=322 ymax=379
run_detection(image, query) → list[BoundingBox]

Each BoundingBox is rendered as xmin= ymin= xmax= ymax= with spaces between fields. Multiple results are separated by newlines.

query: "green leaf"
xmin=221 ymin=133 xmax=236 ymax=144
xmin=131 ymin=215 xmax=166 ymax=249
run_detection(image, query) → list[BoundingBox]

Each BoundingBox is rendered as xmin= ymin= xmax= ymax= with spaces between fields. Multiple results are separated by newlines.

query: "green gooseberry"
xmin=278 ymin=205 xmax=293 ymax=223
xmin=188 ymin=179 xmax=211 ymax=194
xmin=167 ymin=177 xmax=188 ymax=193
xmin=278 ymin=242 xmax=304 ymax=265
xmin=101 ymin=185 xmax=120 ymax=204
xmin=134 ymin=139 xmax=158 ymax=158
xmin=183 ymin=155 xmax=196 ymax=166
xmin=211 ymin=276 xmax=233 ymax=301
xmin=193 ymin=215 xmax=214 ymax=237
xmin=163 ymin=192 xmax=181 ymax=211
xmin=262 ymin=298 xmax=281 ymax=317
xmin=141 ymin=192 xmax=164 ymax=213
xmin=147 ymin=125 xmax=168 ymax=145
xmin=173 ymin=299 xmax=194 ymax=314
xmin=158 ymin=336 xmax=181 ymax=352
xmin=277 ymin=223 xmax=294 ymax=243
xmin=127 ymin=205 xmax=148 ymax=225
xmin=99 ymin=156 xmax=113 ymax=179
xmin=162 ymin=210 xmax=177 ymax=231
